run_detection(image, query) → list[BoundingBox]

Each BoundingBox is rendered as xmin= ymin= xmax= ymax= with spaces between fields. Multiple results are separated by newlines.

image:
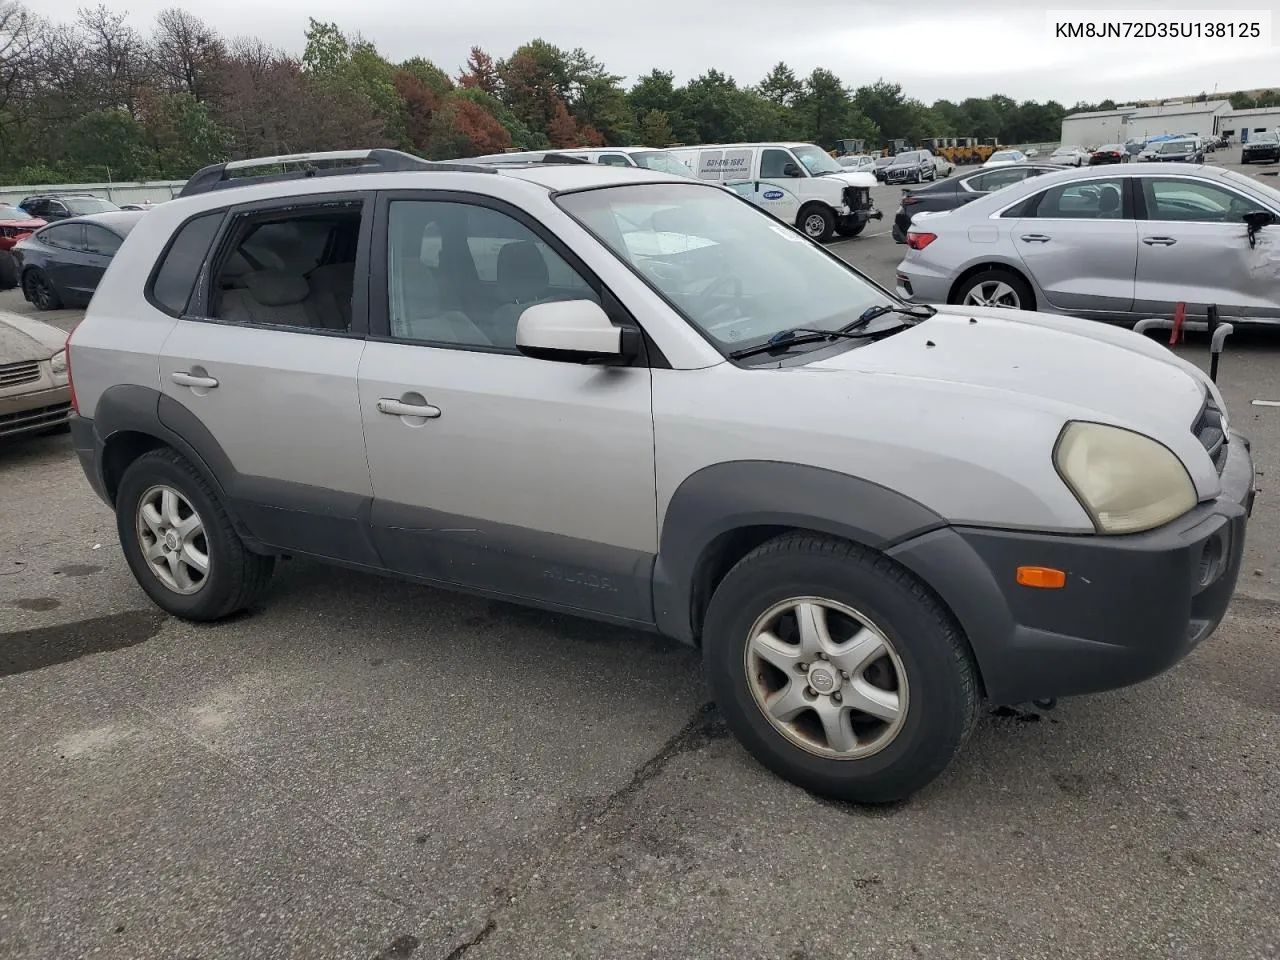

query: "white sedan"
xmin=983 ymin=149 xmax=1027 ymax=167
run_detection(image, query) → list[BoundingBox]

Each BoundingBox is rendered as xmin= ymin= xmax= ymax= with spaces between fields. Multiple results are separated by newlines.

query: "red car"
xmin=0 ymin=204 xmax=47 ymax=290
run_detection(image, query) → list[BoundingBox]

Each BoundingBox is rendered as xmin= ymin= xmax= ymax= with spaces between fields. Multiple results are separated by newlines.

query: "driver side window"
xmin=1142 ymin=178 xmax=1266 ymax=223
xmin=760 ymin=149 xmax=797 ymax=178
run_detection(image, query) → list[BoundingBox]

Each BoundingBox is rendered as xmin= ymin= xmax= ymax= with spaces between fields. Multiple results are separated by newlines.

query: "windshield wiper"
xmin=727 ymin=326 xmax=872 ymax=360
xmin=841 ymin=302 xmax=936 ymax=333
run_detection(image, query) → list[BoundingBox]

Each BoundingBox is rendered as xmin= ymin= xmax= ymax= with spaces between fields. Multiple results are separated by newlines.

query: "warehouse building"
xmin=1219 ymin=106 xmax=1280 ymax=143
xmin=1059 ymin=100 xmax=1231 ymax=147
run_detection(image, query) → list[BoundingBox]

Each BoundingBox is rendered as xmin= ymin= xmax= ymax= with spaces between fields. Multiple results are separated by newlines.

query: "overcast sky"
xmin=31 ymin=0 xmax=1279 ymax=106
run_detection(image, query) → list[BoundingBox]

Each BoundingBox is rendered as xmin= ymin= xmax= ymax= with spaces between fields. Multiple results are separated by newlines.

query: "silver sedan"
xmin=894 ymin=163 xmax=1280 ymax=325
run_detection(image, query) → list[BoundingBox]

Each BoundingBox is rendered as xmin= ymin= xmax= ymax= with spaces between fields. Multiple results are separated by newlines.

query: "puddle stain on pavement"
xmin=0 ymin=609 xmax=167 ymax=678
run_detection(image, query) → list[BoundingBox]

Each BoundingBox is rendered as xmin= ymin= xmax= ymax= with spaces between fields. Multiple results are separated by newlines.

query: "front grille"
xmin=1192 ymin=396 xmax=1228 ymax=475
xmin=0 ymin=401 xmax=70 ymax=436
xmin=0 ymin=361 xmax=41 ymax=388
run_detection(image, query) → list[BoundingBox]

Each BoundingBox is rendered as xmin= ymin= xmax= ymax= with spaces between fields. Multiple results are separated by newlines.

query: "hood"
xmin=823 ymin=171 xmax=876 ymax=188
xmin=0 ymin=310 xmax=66 ymax=363
xmin=803 ymin=306 xmax=1220 ymax=497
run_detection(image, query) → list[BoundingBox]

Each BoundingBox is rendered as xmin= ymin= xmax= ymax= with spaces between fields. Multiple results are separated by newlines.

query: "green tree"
xmin=145 ymin=91 xmax=229 ymax=177
xmin=757 ymin=62 xmax=803 ymax=107
xmin=639 ymin=108 xmax=673 ymax=145
xmin=301 ymin=18 xmax=349 ymax=74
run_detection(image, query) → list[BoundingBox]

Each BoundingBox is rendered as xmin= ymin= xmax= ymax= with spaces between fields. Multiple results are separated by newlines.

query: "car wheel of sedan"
xmin=798 ymin=205 xmax=835 ymax=242
xmin=0 ymin=250 xmax=17 ymax=291
xmin=953 ymin=268 xmax=1033 ymax=311
xmin=116 ymin=448 xmax=275 ymax=621
xmin=22 ymin=268 xmax=61 ymax=311
xmin=703 ymin=534 xmax=980 ymax=803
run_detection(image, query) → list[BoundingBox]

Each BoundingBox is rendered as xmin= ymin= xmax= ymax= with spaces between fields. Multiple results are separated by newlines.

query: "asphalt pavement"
xmin=2 ymin=151 xmax=1280 ymax=960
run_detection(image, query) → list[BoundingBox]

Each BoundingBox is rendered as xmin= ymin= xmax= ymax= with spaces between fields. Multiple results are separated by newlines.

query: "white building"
xmin=1059 ymin=100 xmax=1231 ymax=148
xmin=1219 ymin=106 xmax=1280 ymax=143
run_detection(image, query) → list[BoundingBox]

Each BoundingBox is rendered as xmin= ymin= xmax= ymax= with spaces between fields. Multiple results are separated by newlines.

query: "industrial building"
xmin=1219 ymin=106 xmax=1280 ymax=142
xmin=1059 ymin=100 xmax=1231 ymax=148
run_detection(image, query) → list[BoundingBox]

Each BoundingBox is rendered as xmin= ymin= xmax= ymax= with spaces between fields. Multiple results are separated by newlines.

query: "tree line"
xmin=0 ymin=2 xmax=1082 ymax=185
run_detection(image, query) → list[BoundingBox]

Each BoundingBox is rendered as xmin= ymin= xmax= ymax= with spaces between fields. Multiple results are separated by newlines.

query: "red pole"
xmin=1170 ymin=302 xmax=1186 ymax=345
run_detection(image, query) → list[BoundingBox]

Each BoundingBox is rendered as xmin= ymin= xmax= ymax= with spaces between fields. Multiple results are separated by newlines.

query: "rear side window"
xmin=39 ymin=223 xmax=85 ymax=250
xmin=149 ymin=212 xmax=224 ymax=316
xmin=83 ymin=225 xmax=122 ymax=256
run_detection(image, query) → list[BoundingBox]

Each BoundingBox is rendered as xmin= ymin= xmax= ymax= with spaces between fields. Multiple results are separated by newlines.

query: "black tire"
xmin=0 ymin=250 xmax=17 ymax=291
xmin=834 ymin=220 xmax=866 ymax=239
xmin=116 ymin=448 xmax=274 ymax=621
xmin=797 ymin=205 xmax=835 ymax=243
xmin=22 ymin=268 xmax=62 ymax=311
xmin=703 ymin=534 xmax=980 ymax=803
xmin=891 ymin=223 xmax=906 ymax=244
xmin=951 ymin=267 xmax=1034 ymax=311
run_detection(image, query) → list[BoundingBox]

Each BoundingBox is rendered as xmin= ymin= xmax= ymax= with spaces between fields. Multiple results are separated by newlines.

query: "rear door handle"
xmin=1020 ymin=234 xmax=1051 ymax=243
xmin=377 ymin=398 xmax=441 ymax=419
xmin=1143 ymin=236 xmax=1177 ymax=246
xmin=171 ymin=371 xmax=218 ymax=388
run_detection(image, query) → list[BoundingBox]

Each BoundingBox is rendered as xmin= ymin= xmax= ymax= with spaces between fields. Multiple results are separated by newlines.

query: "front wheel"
xmin=116 ymin=448 xmax=275 ymax=621
xmin=703 ymin=535 xmax=980 ymax=803
xmin=835 ymin=220 xmax=866 ymax=239
xmin=798 ymin=205 xmax=835 ymax=243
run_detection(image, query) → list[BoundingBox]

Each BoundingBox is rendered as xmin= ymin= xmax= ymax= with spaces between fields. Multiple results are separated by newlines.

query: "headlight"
xmin=1054 ymin=422 xmax=1197 ymax=534
xmin=50 ymin=349 xmax=68 ymax=383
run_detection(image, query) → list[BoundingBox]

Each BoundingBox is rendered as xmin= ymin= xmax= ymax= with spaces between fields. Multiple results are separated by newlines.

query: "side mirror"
xmin=783 ymin=162 xmax=803 ymax=178
xmin=1243 ymin=210 xmax=1276 ymax=230
xmin=515 ymin=299 xmax=640 ymax=365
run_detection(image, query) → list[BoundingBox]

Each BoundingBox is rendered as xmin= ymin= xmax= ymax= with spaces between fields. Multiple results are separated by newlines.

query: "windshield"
xmin=1158 ymin=141 xmax=1195 ymax=154
xmin=893 ymin=152 xmax=920 ymax=163
xmin=990 ymin=152 xmax=1020 ymax=161
xmin=630 ymin=150 xmax=695 ymax=176
xmin=792 ymin=145 xmax=843 ymax=175
xmin=874 ymin=156 xmax=893 ymax=167
xmin=1221 ymin=168 xmax=1280 ymax=206
xmin=1098 ymin=145 xmax=1123 ymax=152
xmin=65 ymin=197 xmax=120 ymax=215
xmin=0 ymin=205 xmax=32 ymax=221
xmin=1250 ymin=133 xmax=1279 ymax=143
xmin=555 ymin=182 xmax=895 ymax=354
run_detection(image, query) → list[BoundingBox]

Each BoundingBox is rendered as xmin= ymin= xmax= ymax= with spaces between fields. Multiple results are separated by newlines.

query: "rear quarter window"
xmin=147 ymin=211 xmax=225 ymax=317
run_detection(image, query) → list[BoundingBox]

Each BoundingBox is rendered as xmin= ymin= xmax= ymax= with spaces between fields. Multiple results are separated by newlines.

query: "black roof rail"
xmin=178 ymin=148 xmax=496 ymax=198
xmin=462 ymin=152 xmax=593 ymax=166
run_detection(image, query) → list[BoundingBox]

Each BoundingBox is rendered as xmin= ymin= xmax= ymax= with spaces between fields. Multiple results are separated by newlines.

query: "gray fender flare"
xmin=651 ymin=460 xmax=946 ymax=643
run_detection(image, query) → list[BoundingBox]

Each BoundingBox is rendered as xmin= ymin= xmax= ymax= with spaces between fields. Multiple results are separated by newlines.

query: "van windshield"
xmin=792 ymin=145 xmax=844 ymax=176
xmin=556 ymin=182 xmax=897 ymax=355
xmin=630 ymin=150 xmax=696 ymax=176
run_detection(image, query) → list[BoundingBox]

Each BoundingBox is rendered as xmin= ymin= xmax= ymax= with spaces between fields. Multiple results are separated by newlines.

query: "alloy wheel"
xmin=745 ymin=597 xmax=909 ymax=760
xmin=136 ymin=484 xmax=210 ymax=595
xmin=963 ymin=280 xmax=1021 ymax=309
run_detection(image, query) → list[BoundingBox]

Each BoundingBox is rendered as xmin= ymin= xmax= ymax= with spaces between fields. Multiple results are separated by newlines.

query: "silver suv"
xmin=67 ymin=149 xmax=1255 ymax=803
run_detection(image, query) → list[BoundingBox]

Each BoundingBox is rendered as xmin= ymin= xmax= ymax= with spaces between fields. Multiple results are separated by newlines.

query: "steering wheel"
xmin=696 ymin=274 xmax=743 ymax=308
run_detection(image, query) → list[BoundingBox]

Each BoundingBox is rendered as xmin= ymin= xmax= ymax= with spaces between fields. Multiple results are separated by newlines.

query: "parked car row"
xmin=895 ymin=163 xmax=1280 ymax=326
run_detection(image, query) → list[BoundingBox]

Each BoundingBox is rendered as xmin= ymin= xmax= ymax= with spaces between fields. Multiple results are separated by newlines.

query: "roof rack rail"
xmin=464 ymin=153 xmax=593 ymax=166
xmin=178 ymin=148 xmax=496 ymax=198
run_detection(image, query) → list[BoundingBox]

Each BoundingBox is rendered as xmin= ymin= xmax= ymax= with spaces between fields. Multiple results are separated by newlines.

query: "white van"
xmin=463 ymin=146 xmax=697 ymax=177
xmin=665 ymin=142 xmax=881 ymax=241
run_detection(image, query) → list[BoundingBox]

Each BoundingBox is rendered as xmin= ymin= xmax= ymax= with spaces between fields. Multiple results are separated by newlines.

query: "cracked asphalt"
xmin=3 ymin=158 xmax=1280 ymax=959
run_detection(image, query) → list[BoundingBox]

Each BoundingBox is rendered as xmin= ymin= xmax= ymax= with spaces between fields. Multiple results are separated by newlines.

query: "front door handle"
xmin=171 ymin=371 xmax=218 ymax=388
xmin=377 ymin=398 xmax=441 ymax=419
xmin=1143 ymin=236 xmax=1177 ymax=246
xmin=1020 ymin=234 xmax=1051 ymax=243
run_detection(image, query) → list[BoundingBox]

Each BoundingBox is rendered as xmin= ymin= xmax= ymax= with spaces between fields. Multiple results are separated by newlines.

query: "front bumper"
xmin=888 ymin=432 xmax=1255 ymax=704
xmin=0 ymin=384 xmax=71 ymax=438
xmin=1244 ymin=148 xmax=1279 ymax=162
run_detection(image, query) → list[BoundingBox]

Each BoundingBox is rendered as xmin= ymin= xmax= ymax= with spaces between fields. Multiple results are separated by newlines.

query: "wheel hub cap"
xmin=807 ymin=663 xmax=839 ymax=694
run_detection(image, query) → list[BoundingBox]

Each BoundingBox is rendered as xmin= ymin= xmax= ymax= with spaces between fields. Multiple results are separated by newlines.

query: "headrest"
xmin=244 ymin=270 xmax=309 ymax=306
xmin=497 ymin=241 xmax=549 ymax=303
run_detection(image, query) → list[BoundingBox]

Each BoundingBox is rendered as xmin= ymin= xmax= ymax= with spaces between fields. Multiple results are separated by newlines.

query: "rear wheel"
xmin=0 ymin=250 xmax=17 ymax=291
xmin=116 ymin=448 xmax=274 ymax=621
xmin=953 ymin=268 xmax=1034 ymax=311
xmin=703 ymin=534 xmax=980 ymax=803
xmin=22 ymin=269 xmax=61 ymax=310
xmin=797 ymin=205 xmax=835 ymax=243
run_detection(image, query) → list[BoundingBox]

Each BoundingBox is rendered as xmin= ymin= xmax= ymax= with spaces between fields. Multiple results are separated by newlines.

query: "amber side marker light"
xmin=1016 ymin=566 xmax=1066 ymax=589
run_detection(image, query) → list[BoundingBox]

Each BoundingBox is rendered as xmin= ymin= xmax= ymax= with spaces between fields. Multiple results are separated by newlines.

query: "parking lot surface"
xmin=3 ymin=152 xmax=1280 ymax=960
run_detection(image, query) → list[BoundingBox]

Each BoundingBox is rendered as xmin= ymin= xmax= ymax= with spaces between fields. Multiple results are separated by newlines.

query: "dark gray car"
xmin=13 ymin=211 xmax=144 ymax=310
